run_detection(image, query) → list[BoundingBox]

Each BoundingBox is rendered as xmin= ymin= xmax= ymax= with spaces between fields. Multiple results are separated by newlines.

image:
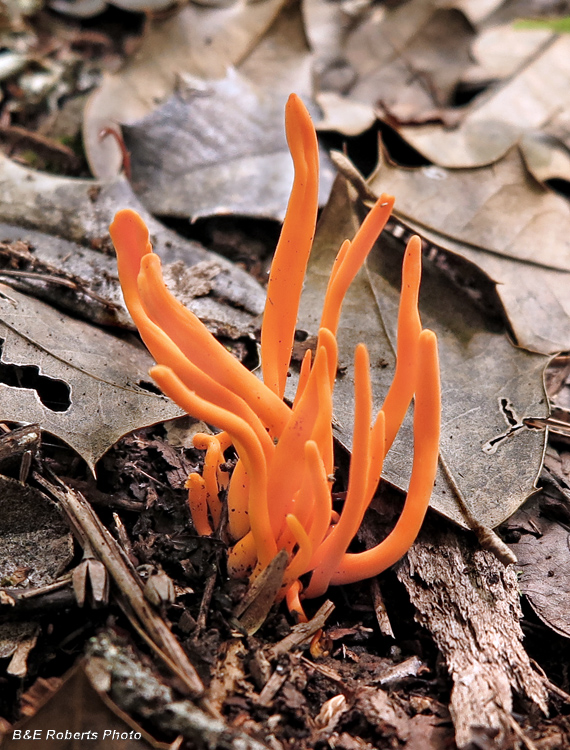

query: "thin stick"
xmin=34 ymin=472 xmax=204 ymax=698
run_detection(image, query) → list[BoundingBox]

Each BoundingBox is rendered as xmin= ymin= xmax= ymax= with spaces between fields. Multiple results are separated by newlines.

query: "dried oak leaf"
xmin=369 ymin=146 xmax=570 ymax=355
xmin=0 ymin=284 xmax=181 ymax=472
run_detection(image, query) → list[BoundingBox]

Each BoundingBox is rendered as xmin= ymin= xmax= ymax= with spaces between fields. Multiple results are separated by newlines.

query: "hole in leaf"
xmin=0 ymin=339 xmax=71 ymax=412
xmin=137 ymin=379 xmax=163 ymax=396
xmin=499 ymin=397 xmax=520 ymax=427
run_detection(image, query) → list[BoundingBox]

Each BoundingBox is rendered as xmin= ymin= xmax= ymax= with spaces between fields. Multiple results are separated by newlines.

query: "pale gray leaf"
xmin=124 ymin=71 xmax=335 ymax=222
xmin=83 ymin=0 xmax=287 ymax=178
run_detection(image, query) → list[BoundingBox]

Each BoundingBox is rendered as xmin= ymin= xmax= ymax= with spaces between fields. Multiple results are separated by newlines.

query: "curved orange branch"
xmin=149 ymin=365 xmax=277 ymax=568
xmin=261 ymin=94 xmax=319 ymax=398
xmin=305 ymin=343 xmax=372 ymax=598
xmin=330 ymin=329 xmax=440 ymax=585
xmin=138 ymin=253 xmax=290 ymax=438
xmin=381 ymin=234 xmax=423 ymax=453
xmin=185 ymin=472 xmax=212 ymax=536
xmin=320 ymin=196 xmax=395 ymax=336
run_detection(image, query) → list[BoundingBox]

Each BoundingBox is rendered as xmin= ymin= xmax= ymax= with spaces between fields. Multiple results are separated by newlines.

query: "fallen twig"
xmin=34 ymin=471 xmax=205 ymax=698
xmin=0 ymin=576 xmax=75 ymax=618
xmin=87 ymin=630 xmax=272 ymax=750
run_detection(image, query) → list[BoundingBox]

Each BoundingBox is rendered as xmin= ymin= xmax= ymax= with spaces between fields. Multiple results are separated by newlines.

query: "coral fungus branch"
xmin=261 ymin=94 xmax=319 ymax=399
xmin=330 ymin=329 xmax=440 ymax=585
xmin=320 ymin=196 xmax=395 ymax=336
xmin=381 ymin=234 xmax=423 ymax=452
xmin=149 ymin=365 xmax=278 ymax=568
xmin=110 ymin=92 xmax=441 ymax=622
xmin=186 ymin=472 xmax=211 ymax=536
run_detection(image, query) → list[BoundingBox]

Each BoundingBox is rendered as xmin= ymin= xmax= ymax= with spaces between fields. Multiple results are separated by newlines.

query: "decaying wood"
xmin=375 ymin=655 xmax=427 ymax=688
xmin=397 ymin=518 xmax=548 ymax=749
xmin=34 ymin=472 xmax=205 ymax=699
xmin=300 ymin=656 xmax=345 ymax=690
xmin=209 ymin=640 xmax=248 ymax=713
xmin=0 ymin=424 xmax=40 ymax=476
xmin=194 ymin=563 xmax=218 ymax=640
xmin=86 ymin=630 xmax=272 ymax=750
xmin=256 ymin=665 xmax=289 ymax=707
xmin=0 ymin=424 xmax=40 ymax=458
xmin=370 ymin=578 xmax=394 ymax=638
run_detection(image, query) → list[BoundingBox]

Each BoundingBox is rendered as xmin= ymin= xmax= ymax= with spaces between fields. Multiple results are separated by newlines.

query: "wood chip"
xmin=266 ymin=600 xmax=335 ymax=661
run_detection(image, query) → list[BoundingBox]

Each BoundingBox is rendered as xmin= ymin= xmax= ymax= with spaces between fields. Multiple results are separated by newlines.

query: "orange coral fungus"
xmin=109 ymin=93 xmax=441 ymax=619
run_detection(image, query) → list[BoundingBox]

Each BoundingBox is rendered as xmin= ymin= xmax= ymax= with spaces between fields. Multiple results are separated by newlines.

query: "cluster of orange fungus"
xmin=109 ymin=93 xmax=441 ymax=622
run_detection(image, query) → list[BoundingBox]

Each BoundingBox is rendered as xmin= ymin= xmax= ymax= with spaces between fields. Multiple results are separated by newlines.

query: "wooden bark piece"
xmin=396 ymin=520 xmax=548 ymax=749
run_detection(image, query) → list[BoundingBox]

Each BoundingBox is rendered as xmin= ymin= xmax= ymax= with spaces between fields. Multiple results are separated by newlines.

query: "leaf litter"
xmin=83 ymin=0 xmax=288 ymax=179
xmin=397 ymin=33 xmax=570 ymax=167
xmin=304 ymin=0 xmax=476 ymax=132
xmin=500 ymin=358 xmax=570 ymax=639
xmin=120 ymin=0 xmax=335 ymax=222
xmin=3 ymin=664 xmax=165 ymax=749
xmin=369 ymin=145 xmax=570 ymax=354
xmin=0 ymin=283 xmax=182 ymax=471
xmin=3 ymin=2 xmax=570 ymax=749
xmin=0 ymin=465 xmax=73 ymax=681
xmin=0 ymin=152 xmax=267 ymax=333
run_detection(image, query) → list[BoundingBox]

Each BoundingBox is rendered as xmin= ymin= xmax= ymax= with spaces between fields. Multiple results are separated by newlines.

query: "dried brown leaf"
xmin=463 ymin=23 xmax=552 ymax=85
xmin=504 ymin=492 xmax=570 ymax=638
xmin=0 ymin=284 xmax=182 ymax=471
xmin=398 ymin=34 xmax=570 ymax=167
xmin=2 ymin=664 xmax=166 ymax=748
xmin=306 ymin=0 xmax=473 ymax=129
xmin=436 ymin=0 xmax=506 ymax=26
xmin=370 ymin=146 xmax=570 ymax=354
xmin=51 ymin=0 xmax=173 ymax=17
